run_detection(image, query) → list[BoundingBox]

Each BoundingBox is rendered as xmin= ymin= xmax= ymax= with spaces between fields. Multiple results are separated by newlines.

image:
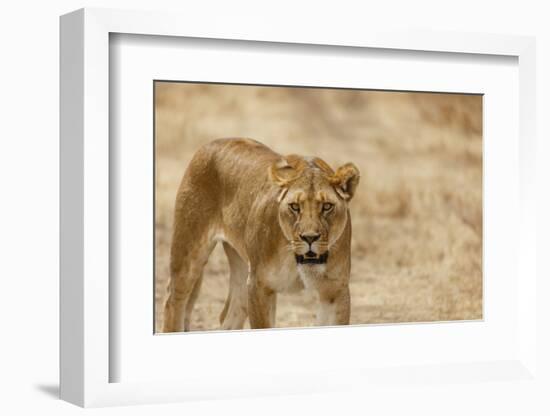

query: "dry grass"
xmin=154 ymin=82 xmax=483 ymax=331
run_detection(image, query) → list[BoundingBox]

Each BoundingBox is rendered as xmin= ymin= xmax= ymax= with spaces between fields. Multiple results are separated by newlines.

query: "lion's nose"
xmin=300 ymin=233 xmax=320 ymax=245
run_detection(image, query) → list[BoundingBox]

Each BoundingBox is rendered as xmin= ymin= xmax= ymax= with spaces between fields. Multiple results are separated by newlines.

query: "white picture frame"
xmin=60 ymin=7 xmax=537 ymax=408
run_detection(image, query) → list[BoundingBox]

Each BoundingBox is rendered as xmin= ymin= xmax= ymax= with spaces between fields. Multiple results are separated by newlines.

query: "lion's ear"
xmin=268 ymin=158 xmax=295 ymax=187
xmin=331 ymin=163 xmax=360 ymax=201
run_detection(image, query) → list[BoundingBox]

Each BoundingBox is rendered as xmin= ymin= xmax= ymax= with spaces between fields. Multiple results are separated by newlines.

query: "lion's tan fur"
xmin=162 ymin=138 xmax=359 ymax=331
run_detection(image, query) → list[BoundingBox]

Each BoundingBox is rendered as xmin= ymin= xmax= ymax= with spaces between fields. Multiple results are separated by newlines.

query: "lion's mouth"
xmin=295 ymin=251 xmax=329 ymax=265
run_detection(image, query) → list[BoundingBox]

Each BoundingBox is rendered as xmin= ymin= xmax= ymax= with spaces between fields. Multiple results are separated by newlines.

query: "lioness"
xmin=162 ymin=138 xmax=360 ymax=331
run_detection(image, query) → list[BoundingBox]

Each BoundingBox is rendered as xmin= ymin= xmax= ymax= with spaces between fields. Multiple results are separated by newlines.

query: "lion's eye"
xmin=322 ymin=202 xmax=334 ymax=212
xmin=289 ymin=203 xmax=300 ymax=213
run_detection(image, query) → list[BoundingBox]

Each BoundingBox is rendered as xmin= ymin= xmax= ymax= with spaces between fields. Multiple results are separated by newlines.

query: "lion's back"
xmin=175 ymin=138 xmax=281 ymax=222
xmin=185 ymin=138 xmax=279 ymax=191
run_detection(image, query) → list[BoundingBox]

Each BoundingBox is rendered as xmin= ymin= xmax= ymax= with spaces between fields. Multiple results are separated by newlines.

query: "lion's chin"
xmin=295 ymin=251 xmax=329 ymax=265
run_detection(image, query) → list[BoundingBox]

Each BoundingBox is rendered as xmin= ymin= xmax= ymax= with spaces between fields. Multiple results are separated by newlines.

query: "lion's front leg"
xmin=316 ymin=285 xmax=350 ymax=326
xmin=247 ymin=279 xmax=277 ymax=329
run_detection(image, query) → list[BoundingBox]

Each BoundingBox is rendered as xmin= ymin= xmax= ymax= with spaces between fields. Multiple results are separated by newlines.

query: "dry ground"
xmin=154 ymin=82 xmax=482 ymax=332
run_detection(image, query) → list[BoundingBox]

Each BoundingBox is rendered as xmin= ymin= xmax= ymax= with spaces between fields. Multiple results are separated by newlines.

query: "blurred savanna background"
xmin=154 ymin=82 xmax=482 ymax=332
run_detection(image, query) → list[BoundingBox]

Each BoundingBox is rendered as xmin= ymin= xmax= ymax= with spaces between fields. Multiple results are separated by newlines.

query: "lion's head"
xmin=269 ymin=155 xmax=360 ymax=266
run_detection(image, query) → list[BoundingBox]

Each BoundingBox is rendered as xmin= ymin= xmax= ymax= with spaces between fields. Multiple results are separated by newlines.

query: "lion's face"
xmin=269 ymin=155 xmax=360 ymax=265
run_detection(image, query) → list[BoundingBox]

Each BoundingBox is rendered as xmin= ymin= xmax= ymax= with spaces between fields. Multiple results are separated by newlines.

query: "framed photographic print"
xmin=60 ymin=8 xmax=538 ymax=408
